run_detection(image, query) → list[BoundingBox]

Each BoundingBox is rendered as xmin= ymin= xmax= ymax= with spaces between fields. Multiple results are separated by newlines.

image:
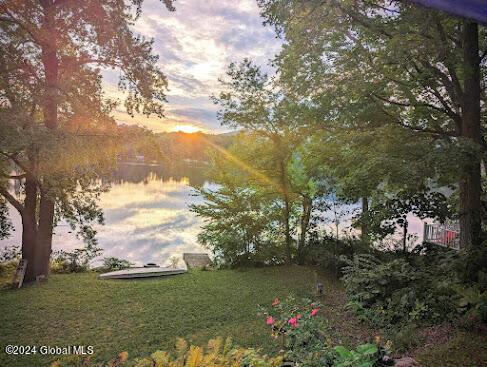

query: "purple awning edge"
xmin=408 ymin=0 xmax=487 ymax=24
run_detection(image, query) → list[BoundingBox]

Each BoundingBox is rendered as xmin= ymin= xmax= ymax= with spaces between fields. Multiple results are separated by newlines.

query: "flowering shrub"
xmin=259 ymin=296 xmax=393 ymax=367
xmin=259 ymin=296 xmax=334 ymax=366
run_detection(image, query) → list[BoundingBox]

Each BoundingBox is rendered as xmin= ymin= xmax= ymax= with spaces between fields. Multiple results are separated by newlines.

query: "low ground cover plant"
xmin=51 ymin=337 xmax=283 ymax=367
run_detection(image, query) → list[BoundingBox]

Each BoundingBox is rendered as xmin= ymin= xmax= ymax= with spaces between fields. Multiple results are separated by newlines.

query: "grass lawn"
xmin=0 ymin=265 xmax=486 ymax=367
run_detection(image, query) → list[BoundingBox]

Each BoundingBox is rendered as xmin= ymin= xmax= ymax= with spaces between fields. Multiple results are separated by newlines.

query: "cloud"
xmin=102 ymin=0 xmax=282 ymax=133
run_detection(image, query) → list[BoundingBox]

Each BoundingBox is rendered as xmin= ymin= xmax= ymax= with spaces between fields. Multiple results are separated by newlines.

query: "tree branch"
xmin=1 ymin=173 xmax=26 ymax=180
xmin=379 ymin=106 xmax=457 ymax=138
xmin=0 ymin=187 xmax=24 ymax=214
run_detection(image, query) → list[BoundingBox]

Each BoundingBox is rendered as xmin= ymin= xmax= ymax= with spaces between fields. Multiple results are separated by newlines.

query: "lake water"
xmin=1 ymin=162 xmax=428 ymax=266
xmin=1 ymin=163 xmax=213 ymax=267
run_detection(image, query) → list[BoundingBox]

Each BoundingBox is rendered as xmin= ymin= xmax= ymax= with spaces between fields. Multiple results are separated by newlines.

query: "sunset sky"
xmin=104 ymin=0 xmax=281 ymax=134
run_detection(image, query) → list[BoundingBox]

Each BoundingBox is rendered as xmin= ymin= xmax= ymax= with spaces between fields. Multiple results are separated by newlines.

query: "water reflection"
xmin=0 ymin=162 xmax=429 ymax=265
xmin=1 ymin=163 xmax=212 ymax=267
xmin=109 ymin=162 xmax=208 ymax=188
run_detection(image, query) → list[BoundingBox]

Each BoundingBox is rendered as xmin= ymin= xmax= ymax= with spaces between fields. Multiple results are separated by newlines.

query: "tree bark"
xmin=279 ymin=159 xmax=293 ymax=264
xmin=459 ymin=22 xmax=482 ymax=253
xmin=361 ymin=196 xmax=369 ymax=244
xmin=402 ymin=220 xmax=408 ymax=254
xmin=33 ymin=0 xmax=59 ymax=279
xmin=35 ymin=191 xmax=55 ymax=277
xmin=297 ymin=195 xmax=312 ymax=263
xmin=21 ymin=176 xmax=38 ymax=282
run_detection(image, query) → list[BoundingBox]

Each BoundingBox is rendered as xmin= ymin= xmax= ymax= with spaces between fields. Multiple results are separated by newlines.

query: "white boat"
xmin=99 ymin=267 xmax=187 ymax=279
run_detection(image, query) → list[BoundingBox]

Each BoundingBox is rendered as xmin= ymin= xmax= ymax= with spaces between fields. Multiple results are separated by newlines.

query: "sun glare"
xmin=173 ymin=124 xmax=200 ymax=134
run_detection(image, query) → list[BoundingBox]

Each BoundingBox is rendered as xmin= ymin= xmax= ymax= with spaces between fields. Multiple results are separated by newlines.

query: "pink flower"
xmin=296 ymin=314 xmax=302 ymax=319
xmin=272 ymin=298 xmax=280 ymax=306
xmin=310 ymin=308 xmax=319 ymax=317
xmin=266 ymin=316 xmax=275 ymax=325
xmin=288 ymin=317 xmax=298 ymax=328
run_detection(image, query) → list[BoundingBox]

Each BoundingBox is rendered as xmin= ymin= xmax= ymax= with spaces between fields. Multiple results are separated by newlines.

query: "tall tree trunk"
xmin=279 ymin=159 xmax=293 ymax=264
xmin=35 ymin=191 xmax=55 ymax=277
xmin=361 ymin=196 xmax=369 ymax=244
xmin=34 ymin=0 xmax=59 ymax=278
xmin=297 ymin=195 xmax=312 ymax=264
xmin=21 ymin=176 xmax=38 ymax=282
xmin=402 ymin=220 xmax=408 ymax=254
xmin=460 ymin=21 xmax=483 ymax=280
xmin=459 ymin=21 xmax=482 ymax=249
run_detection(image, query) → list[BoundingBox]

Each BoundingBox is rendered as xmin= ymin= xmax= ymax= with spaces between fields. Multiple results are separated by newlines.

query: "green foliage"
xmin=152 ymin=131 xmax=235 ymax=164
xmin=0 ymin=0 xmax=175 ymax=279
xmin=455 ymin=284 xmax=487 ymax=325
xmin=51 ymin=337 xmax=283 ymax=367
xmin=362 ymin=189 xmax=452 ymax=241
xmin=387 ymin=325 xmax=422 ymax=353
xmin=0 ymin=260 xmax=18 ymax=279
xmin=101 ymin=257 xmax=132 ymax=272
xmin=259 ymin=296 xmax=331 ymax=366
xmin=304 ymin=232 xmax=371 ymax=275
xmin=333 ymin=344 xmax=378 ymax=367
xmin=0 ymin=245 xmax=21 ymax=278
xmin=0 ymin=198 xmax=12 ymax=239
xmin=0 ymin=266 xmax=319 ymax=367
xmin=0 ymin=244 xmax=21 ymax=262
xmin=342 ymin=249 xmax=459 ymax=327
xmin=50 ymin=247 xmax=102 ymax=274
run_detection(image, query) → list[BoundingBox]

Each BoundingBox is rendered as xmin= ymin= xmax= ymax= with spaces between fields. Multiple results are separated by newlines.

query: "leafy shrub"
xmin=387 ymin=325 xmax=422 ymax=353
xmin=51 ymin=337 xmax=283 ymax=367
xmin=456 ymin=285 xmax=487 ymax=326
xmin=0 ymin=244 xmax=21 ymax=262
xmin=342 ymin=250 xmax=459 ymax=327
xmin=0 ymin=245 xmax=21 ymax=278
xmin=0 ymin=259 xmax=18 ymax=278
xmin=50 ymin=246 xmax=102 ymax=273
xmin=259 ymin=296 xmax=391 ymax=367
xmin=259 ymin=296 xmax=332 ymax=366
xmin=302 ymin=232 xmax=372 ymax=276
xmin=333 ymin=344 xmax=378 ymax=367
xmin=101 ymin=257 xmax=132 ymax=271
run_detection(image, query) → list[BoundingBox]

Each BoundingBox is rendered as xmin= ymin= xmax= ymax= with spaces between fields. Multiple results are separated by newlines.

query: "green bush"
xmin=387 ymin=325 xmax=422 ymax=353
xmin=259 ymin=296 xmax=391 ymax=367
xmin=0 ymin=259 xmax=18 ymax=278
xmin=333 ymin=344 xmax=378 ymax=367
xmin=455 ymin=285 xmax=487 ymax=325
xmin=302 ymin=232 xmax=371 ymax=276
xmin=50 ymin=246 xmax=102 ymax=273
xmin=259 ymin=296 xmax=333 ymax=366
xmin=342 ymin=249 xmax=459 ymax=327
xmin=101 ymin=256 xmax=132 ymax=271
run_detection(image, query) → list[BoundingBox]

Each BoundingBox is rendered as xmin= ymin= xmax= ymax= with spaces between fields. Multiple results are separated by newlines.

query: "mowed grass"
xmin=1 ymin=266 xmax=487 ymax=367
xmin=0 ymin=266 xmax=323 ymax=367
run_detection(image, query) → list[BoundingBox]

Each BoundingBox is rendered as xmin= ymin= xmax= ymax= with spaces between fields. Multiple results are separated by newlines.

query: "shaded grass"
xmin=1 ymin=266 xmax=486 ymax=367
xmin=413 ymin=328 xmax=487 ymax=367
xmin=0 ymin=266 xmax=325 ymax=367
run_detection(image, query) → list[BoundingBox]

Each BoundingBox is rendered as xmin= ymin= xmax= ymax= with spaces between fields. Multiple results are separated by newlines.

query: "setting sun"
xmin=172 ymin=124 xmax=201 ymax=133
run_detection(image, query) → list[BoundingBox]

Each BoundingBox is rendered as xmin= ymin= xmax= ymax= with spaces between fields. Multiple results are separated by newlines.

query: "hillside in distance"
xmin=156 ymin=131 xmax=235 ymax=163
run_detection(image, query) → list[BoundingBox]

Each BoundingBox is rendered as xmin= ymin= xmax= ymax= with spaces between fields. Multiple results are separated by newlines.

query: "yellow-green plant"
xmin=51 ymin=337 xmax=283 ymax=367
